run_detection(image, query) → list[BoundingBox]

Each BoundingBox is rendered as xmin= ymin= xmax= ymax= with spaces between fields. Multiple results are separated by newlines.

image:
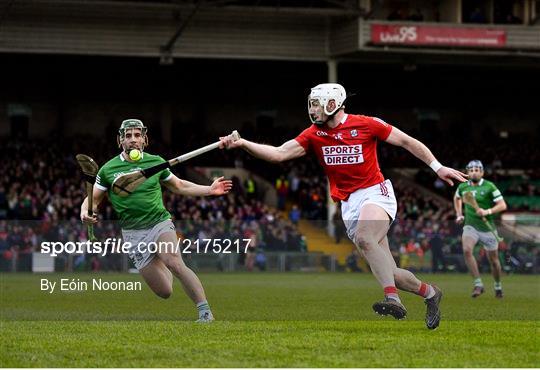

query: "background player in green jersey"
xmin=454 ymin=160 xmax=507 ymax=298
xmin=80 ymin=119 xmax=232 ymax=322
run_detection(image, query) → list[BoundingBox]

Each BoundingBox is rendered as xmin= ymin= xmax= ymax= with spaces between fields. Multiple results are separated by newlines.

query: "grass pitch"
xmin=1 ymin=272 xmax=539 ymax=367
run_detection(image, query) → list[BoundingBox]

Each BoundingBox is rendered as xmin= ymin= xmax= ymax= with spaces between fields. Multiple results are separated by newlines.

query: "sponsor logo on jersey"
xmin=322 ymin=145 xmax=364 ymax=166
xmin=316 ymin=131 xmax=328 ymax=136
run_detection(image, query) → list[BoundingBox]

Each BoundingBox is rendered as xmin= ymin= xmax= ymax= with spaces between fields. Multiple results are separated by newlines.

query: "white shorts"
xmin=341 ymin=179 xmax=398 ymax=242
xmin=122 ymin=219 xmax=176 ymax=270
xmin=463 ymin=225 xmax=499 ymax=251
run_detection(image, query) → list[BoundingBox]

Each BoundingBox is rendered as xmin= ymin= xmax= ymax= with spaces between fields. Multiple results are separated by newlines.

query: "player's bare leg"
xmin=462 ymin=235 xmax=484 ymax=297
xmin=354 ymin=204 xmax=395 ymax=288
xmin=379 ymin=237 xmax=442 ymax=329
xmin=139 ymin=257 xmax=174 ymax=299
xmin=487 ymin=250 xmax=503 ymax=298
xmin=353 ymin=204 xmax=406 ymax=319
xmin=379 ymin=237 xmax=421 ymax=292
xmin=156 ymin=231 xmax=214 ymax=322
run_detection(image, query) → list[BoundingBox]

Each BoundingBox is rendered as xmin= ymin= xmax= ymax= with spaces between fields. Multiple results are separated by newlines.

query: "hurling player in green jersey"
xmin=80 ymin=119 xmax=232 ymax=322
xmin=454 ymin=160 xmax=507 ymax=298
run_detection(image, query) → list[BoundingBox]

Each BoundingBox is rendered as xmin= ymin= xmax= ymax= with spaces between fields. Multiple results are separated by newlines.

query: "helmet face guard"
xmin=307 ymin=99 xmax=325 ymax=125
xmin=307 ymin=83 xmax=346 ymax=125
xmin=466 ymin=160 xmax=484 ymax=171
xmin=117 ymin=119 xmax=148 ymax=153
xmin=466 ymin=159 xmax=484 ymax=183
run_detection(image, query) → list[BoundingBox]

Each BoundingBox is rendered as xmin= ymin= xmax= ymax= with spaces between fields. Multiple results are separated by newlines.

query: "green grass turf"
xmin=1 ymin=272 xmax=539 ymax=367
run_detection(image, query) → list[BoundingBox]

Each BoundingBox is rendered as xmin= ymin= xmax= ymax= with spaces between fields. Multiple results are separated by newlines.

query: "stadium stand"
xmin=1 ymin=128 xmax=538 ymax=274
xmin=0 ymin=0 xmax=538 ymax=274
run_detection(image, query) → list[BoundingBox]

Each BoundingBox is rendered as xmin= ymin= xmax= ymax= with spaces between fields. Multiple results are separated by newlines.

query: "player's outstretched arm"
xmin=162 ymin=174 xmax=232 ymax=196
xmin=80 ymin=187 xmax=106 ymax=224
xmin=219 ymin=135 xmax=306 ymax=163
xmin=385 ymin=127 xmax=468 ymax=186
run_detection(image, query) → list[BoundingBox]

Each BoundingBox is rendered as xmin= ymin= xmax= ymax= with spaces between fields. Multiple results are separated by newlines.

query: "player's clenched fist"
xmin=476 ymin=208 xmax=490 ymax=217
xmin=80 ymin=210 xmax=98 ymax=225
xmin=219 ymin=134 xmax=243 ymax=149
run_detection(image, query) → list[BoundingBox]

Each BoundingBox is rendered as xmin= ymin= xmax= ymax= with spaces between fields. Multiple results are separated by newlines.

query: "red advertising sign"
xmin=371 ymin=24 xmax=507 ymax=48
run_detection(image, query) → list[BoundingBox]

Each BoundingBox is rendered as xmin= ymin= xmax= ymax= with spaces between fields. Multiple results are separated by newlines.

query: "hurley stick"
xmin=462 ymin=191 xmax=503 ymax=242
xmin=112 ymin=130 xmax=240 ymax=197
xmin=76 ymin=154 xmax=99 ymax=242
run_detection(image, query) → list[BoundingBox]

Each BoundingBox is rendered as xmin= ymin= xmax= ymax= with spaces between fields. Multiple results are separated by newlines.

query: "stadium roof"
xmin=101 ymin=0 xmax=359 ymax=9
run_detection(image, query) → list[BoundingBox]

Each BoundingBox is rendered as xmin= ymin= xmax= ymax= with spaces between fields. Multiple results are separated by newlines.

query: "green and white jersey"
xmin=96 ymin=152 xmax=173 ymax=230
xmin=455 ymin=179 xmax=503 ymax=232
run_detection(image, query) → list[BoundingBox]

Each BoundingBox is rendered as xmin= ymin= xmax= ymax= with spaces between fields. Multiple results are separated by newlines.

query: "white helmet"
xmin=308 ymin=83 xmax=347 ymax=124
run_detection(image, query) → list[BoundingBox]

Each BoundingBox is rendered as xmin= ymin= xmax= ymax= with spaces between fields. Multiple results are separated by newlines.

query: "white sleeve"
xmin=95 ymin=174 xmax=108 ymax=190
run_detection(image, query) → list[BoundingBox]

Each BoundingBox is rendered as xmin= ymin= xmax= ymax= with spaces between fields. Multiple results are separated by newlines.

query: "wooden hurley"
xmin=112 ymin=130 xmax=240 ymax=197
xmin=462 ymin=191 xmax=503 ymax=242
xmin=76 ymin=154 xmax=99 ymax=242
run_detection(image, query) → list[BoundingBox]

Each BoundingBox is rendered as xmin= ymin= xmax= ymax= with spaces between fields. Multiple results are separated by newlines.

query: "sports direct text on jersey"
xmin=322 ymin=145 xmax=364 ymax=165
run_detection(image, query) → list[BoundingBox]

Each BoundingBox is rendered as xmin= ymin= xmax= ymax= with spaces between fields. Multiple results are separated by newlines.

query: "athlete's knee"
xmin=161 ymin=254 xmax=183 ymax=270
xmin=463 ymin=248 xmax=474 ymax=257
xmin=155 ymin=286 xmax=172 ymax=299
xmin=488 ymin=254 xmax=500 ymax=266
xmin=353 ymin=232 xmax=375 ymax=250
xmin=165 ymin=260 xmax=182 ymax=274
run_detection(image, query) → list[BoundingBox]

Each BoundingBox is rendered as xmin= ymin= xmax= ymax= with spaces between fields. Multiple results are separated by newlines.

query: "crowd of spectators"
xmin=166 ymin=192 xmax=305 ymax=253
xmin=415 ymin=167 xmax=540 ymax=211
xmin=0 ymin=137 xmax=307 ymax=272
xmin=380 ymin=132 xmax=539 ymax=171
xmin=279 ymin=159 xmax=328 ymax=221
xmin=387 ymin=180 xmax=462 ymax=272
xmin=1 ymin=123 xmax=538 ymax=272
xmin=206 ymin=126 xmax=540 ymax=211
xmin=345 ymin=179 xmax=538 ymax=274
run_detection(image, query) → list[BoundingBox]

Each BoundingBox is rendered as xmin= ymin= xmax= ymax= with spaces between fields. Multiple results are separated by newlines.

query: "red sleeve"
xmin=294 ymin=127 xmax=312 ymax=152
xmin=366 ymin=116 xmax=393 ymax=140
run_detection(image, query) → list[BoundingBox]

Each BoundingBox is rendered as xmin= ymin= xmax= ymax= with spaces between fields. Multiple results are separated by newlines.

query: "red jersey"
xmin=294 ymin=114 xmax=392 ymax=202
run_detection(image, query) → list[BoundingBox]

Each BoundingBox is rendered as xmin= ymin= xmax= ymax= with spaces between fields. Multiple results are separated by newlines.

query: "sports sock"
xmin=384 ymin=286 xmax=401 ymax=303
xmin=494 ymin=282 xmax=502 ymax=290
xmin=196 ymin=301 xmax=212 ymax=316
xmin=417 ymin=282 xmax=436 ymax=299
xmin=473 ymin=278 xmax=483 ymax=287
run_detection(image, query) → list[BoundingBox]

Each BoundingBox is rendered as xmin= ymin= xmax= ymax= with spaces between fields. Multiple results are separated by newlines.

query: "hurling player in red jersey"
xmin=220 ymin=83 xmax=467 ymax=330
